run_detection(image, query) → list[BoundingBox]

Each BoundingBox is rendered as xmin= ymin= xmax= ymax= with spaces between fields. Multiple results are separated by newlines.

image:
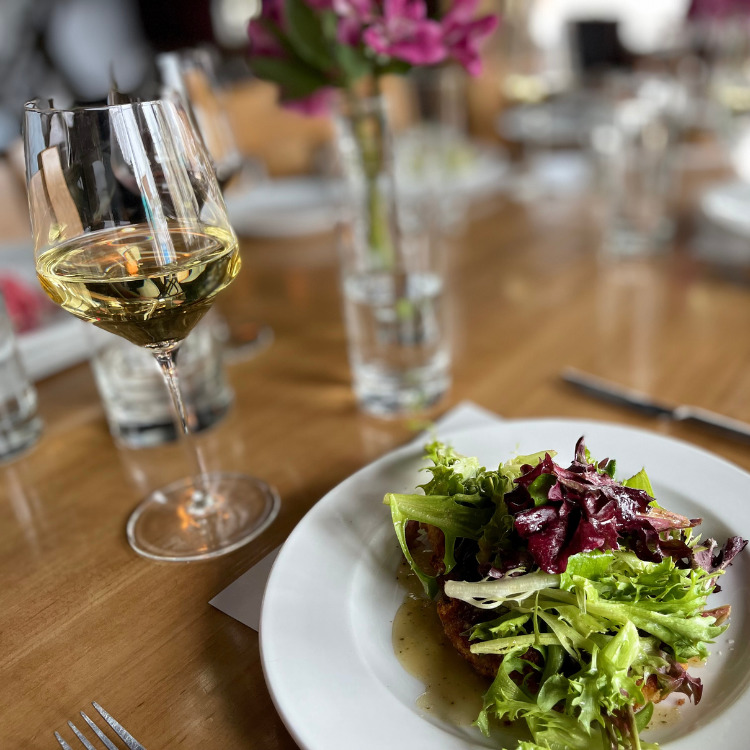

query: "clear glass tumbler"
xmin=90 ymin=316 xmax=233 ymax=449
xmin=0 ymin=292 xmax=42 ymax=461
xmin=592 ymin=75 xmax=685 ymax=258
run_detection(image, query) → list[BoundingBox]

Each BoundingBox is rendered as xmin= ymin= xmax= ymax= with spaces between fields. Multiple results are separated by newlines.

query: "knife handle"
xmin=674 ymin=406 xmax=750 ymax=441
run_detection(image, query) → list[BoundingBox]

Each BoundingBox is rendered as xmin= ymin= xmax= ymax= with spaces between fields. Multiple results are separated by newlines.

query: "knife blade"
xmin=561 ymin=367 xmax=750 ymax=442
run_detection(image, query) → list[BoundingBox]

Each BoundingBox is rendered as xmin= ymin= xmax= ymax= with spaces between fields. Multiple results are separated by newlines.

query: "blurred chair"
xmin=46 ymin=0 xmax=151 ymax=101
xmin=570 ymin=20 xmax=634 ymax=80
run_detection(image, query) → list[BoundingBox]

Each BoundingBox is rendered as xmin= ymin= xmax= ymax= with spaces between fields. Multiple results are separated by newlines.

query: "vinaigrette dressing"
xmin=392 ymin=560 xmax=490 ymax=726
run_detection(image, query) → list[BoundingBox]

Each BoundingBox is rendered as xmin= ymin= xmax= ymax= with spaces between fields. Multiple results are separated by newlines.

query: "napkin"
xmin=0 ymin=241 xmax=92 ymax=381
xmin=209 ymin=400 xmax=503 ymax=631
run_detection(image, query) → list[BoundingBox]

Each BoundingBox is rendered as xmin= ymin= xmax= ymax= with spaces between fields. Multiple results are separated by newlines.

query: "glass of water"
xmin=0 ymin=292 xmax=42 ymax=461
xmin=90 ymin=315 xmax=233 ymax=449
xmin=592 ymin=75 xmax=685 ymax=258
xmin=338 ymin=228 xmax=451 ymax=417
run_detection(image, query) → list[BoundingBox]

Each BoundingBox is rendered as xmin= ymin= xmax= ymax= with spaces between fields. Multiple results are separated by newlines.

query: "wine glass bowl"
xmin=35 ymin=221 xmax=240 ymax=349
xmin=23 ymin=98 xmax=279 ymax=561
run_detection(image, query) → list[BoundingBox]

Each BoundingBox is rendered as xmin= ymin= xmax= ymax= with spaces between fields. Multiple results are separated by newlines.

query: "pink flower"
xmin=283 ymin=87 xmax=337 ymax=117
xmin=334 ymin=0 xmax=375 ymax=45
xmin=688 ymin=0 xmax=748 ymax=17
xmin=248 ymin=0 xmax=285 ymax=56
xmin=248 ymin=22 xmax=283 ymax=56
xmin=337 ymin=16 xmax=363 ymax=45
xmin=362 ymin=0 xmax=446 ymax=65
xmin=259 ymin=0 xmax=284 ymax=21
xmin=441 ymin=0 xmax=499 ymax=76
xmin=0 ymin=275 xmax=50 ymax=334
xmin=333 ymin=0 xmax=373 ymax=14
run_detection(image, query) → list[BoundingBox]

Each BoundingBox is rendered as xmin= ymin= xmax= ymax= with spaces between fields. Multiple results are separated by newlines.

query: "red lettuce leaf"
xmin=510 ymin=439 xmax=714 ymax=574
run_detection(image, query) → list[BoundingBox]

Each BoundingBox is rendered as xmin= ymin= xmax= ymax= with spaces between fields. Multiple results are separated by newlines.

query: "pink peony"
xmin=441 ymin=0 xmax=499 ymax=76
xmin=333 ymin=0 xmax=375 ymax=45
xmin=248 ymin=0 xmax=286 ymax=56
xmin=283 ymin=87 xmax=337 ymax=116
xmin=688 ymin=0 xmax=749 ymax=17
xmin=362 ymin=0 xmax=446 ymax=65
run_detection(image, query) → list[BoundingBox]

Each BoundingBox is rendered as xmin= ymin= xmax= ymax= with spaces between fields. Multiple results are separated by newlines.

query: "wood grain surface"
xmin=2 ymin=166 xmax=749 ymax=749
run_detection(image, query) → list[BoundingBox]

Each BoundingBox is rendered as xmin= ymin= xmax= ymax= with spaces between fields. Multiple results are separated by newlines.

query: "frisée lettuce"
xmin=383 ymin=438 xmax=747 ymax=750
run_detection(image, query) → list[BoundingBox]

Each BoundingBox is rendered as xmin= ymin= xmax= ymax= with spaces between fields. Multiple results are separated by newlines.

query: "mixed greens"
xmin=384 ymin=438 xmax=746 ymax=750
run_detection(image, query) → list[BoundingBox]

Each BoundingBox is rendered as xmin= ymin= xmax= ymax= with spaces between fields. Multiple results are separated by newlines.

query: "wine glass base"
xmin=126 ymin=472 xmax=280 ymax=562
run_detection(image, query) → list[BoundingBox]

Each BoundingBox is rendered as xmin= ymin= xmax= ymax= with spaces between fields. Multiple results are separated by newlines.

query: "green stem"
xmin=366 ymin=177 xmax=394 ymax=267
xmin=627 ymin=705 xmax=643 ymax=750
xmin=344 ymin=82 xmax=397 ymax=269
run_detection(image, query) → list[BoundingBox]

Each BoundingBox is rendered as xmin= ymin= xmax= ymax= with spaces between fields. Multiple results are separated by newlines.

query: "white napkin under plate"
xmin=209 ymin=400 xmax=503 ymax=631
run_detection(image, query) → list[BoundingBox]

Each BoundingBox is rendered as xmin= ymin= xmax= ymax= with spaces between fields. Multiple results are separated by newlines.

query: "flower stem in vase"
xmin=340 ymin=86 xmax=402 ymax=271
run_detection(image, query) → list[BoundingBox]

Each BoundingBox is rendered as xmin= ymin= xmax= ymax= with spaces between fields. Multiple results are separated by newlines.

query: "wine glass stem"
xmin=152 ymin=347 xmax=212 ymax=511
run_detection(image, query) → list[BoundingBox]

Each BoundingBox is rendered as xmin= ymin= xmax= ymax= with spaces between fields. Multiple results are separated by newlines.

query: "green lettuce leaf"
xmin=623 ymin=467 xmax=655 ymax=498
xmin=384 ymin=491 xmax=493 ymax=597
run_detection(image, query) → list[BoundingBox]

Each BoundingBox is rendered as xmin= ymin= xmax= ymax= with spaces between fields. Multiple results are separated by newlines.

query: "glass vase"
xmin=335 ymin=93 xmax=402 ymax=270
xmin=334 ymin=93 xmax=451 ymax=417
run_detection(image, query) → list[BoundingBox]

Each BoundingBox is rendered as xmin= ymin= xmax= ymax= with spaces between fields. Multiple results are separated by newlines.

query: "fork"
xmin=54 ymin=702 xmax=148 ymax=750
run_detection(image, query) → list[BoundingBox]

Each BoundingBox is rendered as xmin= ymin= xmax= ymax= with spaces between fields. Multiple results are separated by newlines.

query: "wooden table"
xmin=2 ymin=172 xmax=750 ymax=748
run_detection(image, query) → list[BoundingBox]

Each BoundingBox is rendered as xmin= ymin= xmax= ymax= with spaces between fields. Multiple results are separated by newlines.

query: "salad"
xmin=384 ymin=438 xmax=747 ymax=750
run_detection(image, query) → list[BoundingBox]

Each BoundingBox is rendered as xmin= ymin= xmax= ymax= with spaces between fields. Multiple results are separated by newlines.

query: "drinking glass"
xmin=0 ymin=291 xmax=42 ymax=461
xmin=591 ymin=75 xmax=684 ymax=258
xmin=23 ymin=98 xmax=279 ymax=561
xmin=335 ymin=96 xmax=452 ymax=417
xmin=156 ymin=47 xmax=244 ymax=191
xmin=90 ymin=316 xmax=233 ymax=449
xmin=156 ymin=47 xmax=273 ymax=360
xmin=396 ymin=66 xmax=472 ymax=234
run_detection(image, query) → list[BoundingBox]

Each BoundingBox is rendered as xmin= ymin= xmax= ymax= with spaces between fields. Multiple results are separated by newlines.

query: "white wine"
xmin=502 ymin=73 xmax=551 ymax=105
xmin=36 ymin=223 xmax=240 ymax=348
xmin=714 ymin=80 xmax=750 ymax=115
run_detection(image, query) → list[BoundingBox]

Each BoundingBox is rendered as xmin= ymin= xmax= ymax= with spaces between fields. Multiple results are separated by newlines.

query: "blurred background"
xmin=0 ymin=0 xmax=720 ymax=174
xmin=2 ymin=0 xmax=750 ymax=406
xmin=0 ymin=0 xmax=746 ymax=225
xmin=0 ymin=0 xmax=745 ymax=197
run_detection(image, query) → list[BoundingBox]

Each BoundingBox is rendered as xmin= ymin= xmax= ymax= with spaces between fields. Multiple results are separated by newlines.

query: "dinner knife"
xmin=561 ymin=367 xmax=750 ymax=442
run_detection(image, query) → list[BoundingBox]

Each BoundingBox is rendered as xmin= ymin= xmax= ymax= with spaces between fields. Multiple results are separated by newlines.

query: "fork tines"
xmin=54 ymin=703 xmax=147 ymax=750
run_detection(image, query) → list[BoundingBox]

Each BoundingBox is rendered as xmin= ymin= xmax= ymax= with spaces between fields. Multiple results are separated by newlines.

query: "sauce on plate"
xmin=392 ymin=561 xmax=490 ymax=726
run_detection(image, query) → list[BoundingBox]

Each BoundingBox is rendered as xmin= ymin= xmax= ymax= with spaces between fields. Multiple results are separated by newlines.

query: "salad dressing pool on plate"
xmin=648 ymin=701 xmax=682 ymax=729
xmin=392 ymin=561 xmax=490 ymax=726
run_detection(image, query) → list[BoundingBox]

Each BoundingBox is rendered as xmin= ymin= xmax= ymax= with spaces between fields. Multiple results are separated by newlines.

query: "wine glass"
xmin=157 ymin=48 xmax=273 ymax=360
xmin=23 ymin=97 xmax=279 ymax=561
xmin=157 ymin=47 xmax=245 ymax=191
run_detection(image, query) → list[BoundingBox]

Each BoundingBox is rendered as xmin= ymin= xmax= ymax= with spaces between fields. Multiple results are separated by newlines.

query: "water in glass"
xmin=343 ymin=269 xmax=450 ymax=416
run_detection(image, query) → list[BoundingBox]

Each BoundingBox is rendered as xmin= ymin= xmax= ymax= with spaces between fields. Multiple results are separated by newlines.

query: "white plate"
xmin=225 ymin=177 xmax=344 ymax=238
xmin=260 ymin=419 xmax=750 ymax=750
xmin=225 ymin=145 xmax=510 ymax=239
xmin=701 ymin=180 xmax=750 ymax=239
